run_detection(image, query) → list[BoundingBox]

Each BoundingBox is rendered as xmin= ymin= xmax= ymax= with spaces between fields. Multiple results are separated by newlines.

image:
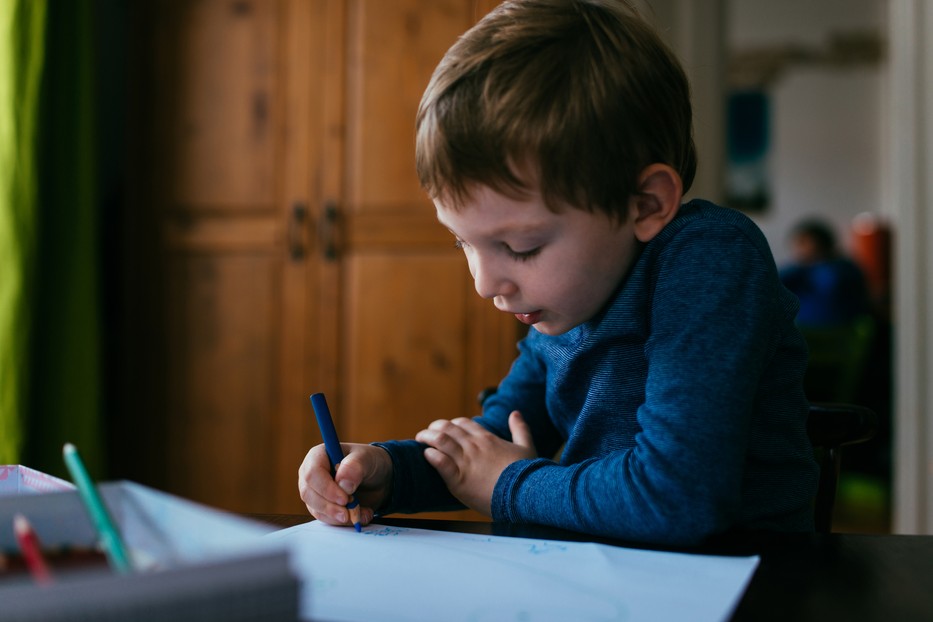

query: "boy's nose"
xmin=470 ymin=257 xmax=516 ymax=300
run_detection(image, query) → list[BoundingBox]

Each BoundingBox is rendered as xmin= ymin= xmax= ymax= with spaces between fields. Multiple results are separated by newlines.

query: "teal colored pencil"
xmin=62 ymin=443 xmax=134 ymax=574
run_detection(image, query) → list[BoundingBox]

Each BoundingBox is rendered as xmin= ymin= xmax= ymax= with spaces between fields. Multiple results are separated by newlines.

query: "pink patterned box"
xmin=0 ymin=465 xmax=74 ymax=495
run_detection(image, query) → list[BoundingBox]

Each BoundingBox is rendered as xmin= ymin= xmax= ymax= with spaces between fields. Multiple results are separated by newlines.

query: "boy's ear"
xmin=630 ymin=164 xmax=683 ymax=243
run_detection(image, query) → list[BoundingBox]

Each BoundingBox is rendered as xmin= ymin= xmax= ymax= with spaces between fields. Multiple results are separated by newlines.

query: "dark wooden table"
xmin=250 ymin=514 xmax=933 ymax=621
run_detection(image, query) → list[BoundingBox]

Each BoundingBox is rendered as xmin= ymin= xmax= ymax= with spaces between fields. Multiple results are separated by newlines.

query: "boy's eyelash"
xmin=505 ymin=246 xmax=541 ymax=261
xmin=453 ymin=238 xmax=539 ymax=261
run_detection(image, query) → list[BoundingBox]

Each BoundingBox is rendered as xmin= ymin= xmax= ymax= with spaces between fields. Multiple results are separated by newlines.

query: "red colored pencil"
xmin=13 ymin=514 xmax=53 ymax=585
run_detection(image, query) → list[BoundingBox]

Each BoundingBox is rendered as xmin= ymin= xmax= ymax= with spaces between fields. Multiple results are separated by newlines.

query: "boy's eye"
xmin=504 ymin=245 xmax=541 ymax=261
xmin=452 ymin=237 xmax=538 ymax=260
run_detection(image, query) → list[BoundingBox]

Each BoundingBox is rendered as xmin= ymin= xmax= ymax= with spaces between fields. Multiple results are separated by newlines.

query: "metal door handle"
xmin=320 ymin=201 xmax=338 ymax=261
xmin=288 ymin=202 xmax=307 ymax=260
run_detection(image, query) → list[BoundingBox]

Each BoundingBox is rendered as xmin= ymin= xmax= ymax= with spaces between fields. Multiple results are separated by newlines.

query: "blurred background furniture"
xmin=807 ymin=402 xmax=878 ymax=533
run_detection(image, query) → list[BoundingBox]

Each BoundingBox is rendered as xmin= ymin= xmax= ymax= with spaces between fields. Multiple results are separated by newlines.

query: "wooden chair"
xmin=478 ymin=388 xmax=878 ymax=533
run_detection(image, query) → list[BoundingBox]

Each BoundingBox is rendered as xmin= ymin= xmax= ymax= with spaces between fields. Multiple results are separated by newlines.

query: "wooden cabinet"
xmin=122 ymin=0 xmax=516 ymax=515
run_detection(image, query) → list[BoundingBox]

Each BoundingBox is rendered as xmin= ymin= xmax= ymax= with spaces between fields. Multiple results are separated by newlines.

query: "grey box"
xmin=0 ymin=481 xmax=300 ymax=622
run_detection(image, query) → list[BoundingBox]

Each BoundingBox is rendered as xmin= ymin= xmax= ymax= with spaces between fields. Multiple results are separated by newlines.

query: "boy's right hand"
xmin=298 ymin=443 xmax=393 ymax=527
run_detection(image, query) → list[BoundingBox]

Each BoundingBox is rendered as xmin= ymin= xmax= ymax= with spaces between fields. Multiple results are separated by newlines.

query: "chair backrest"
xmin=480 ymin=388 xmax=878 ymax=533
xmin=800 ymin=314 xmax=875 ymax=403
xmin=806 ymin=402 xmax=878 ymax=533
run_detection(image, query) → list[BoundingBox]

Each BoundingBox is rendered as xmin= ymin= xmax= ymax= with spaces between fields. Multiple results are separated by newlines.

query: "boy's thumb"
xmin=508 ymin=410 xmax=535 ymax=452
xmin=334 ymin=459 xmax=361 ymax=495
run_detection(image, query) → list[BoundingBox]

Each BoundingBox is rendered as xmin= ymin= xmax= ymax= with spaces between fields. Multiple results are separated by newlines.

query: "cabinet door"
xmin=131 ymin=0 xmax=517 ymax=515
xmin=312 ymin=0 xmax=518 ymax=520
xmin=334 ymin=0 xmax=515 ymax=445
xmin=140 ymin=0 xmax=316 ymax=514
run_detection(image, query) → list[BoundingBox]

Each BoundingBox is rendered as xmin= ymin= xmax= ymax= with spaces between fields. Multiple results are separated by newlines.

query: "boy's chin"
xmin=531 ymin=318 xmax=578 ymax=336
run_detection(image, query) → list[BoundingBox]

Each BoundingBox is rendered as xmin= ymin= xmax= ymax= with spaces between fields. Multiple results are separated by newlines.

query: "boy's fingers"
xmin=424 ymin=417 xmax=480 ymax=436
xmin=425 ymin=418 xmax=463 ymax=436
xmin=415 ymin=425 xmax=444 ymax=446
xmin=298 ymin=444 xmax=389 ymax=528
xmin=416 ymin=427 xmax=465 ymax=461
xmin=298 ymin=481 xmax=347 ymax=525
xmin=298 ymin=446 xmax=352 ymax=508
xmin=423 ymin=446 xmax=457 ymax=481
xmin=302 ymin=466 xmax=347 ymax=506
xmin=328 ymin=506 xmax=349 ymax=525
xmin=337 ymin=479 xmax=356 ymax=495
xmin=334 ymin=456 xmax=366 ymax=495
xmin=419 ymin=418 xmax=484 ymax=446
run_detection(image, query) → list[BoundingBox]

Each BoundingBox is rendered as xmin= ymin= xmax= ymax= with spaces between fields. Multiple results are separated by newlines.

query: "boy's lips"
xmin=514 ymin=311 xmax=542 ymax=325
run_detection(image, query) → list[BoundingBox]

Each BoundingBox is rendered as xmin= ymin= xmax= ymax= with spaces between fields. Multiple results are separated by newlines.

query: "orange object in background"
xmin=850 ymin=213 xmax=892 ymax=320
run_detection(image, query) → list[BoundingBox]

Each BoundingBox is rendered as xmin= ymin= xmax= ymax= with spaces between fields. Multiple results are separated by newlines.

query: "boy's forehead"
xmin=433 ymin=192 xmax=555 ymax=237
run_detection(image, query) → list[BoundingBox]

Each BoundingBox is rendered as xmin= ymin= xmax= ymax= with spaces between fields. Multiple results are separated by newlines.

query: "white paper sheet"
xmin=265 ymin=521 xmax=759 ymax=622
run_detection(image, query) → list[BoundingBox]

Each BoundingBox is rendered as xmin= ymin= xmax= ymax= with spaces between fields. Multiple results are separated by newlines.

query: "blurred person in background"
xmin=780 ymin=217 xmax=871 ymax=328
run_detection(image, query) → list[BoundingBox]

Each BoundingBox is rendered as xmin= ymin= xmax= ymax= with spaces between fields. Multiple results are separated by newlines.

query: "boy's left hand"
xmin=415 ymin=410 xmax=536 ymax=516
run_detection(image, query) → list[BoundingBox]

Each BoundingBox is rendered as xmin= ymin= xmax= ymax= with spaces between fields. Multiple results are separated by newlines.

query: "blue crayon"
xmin=310 ymin=393 xmax=362 ymax=532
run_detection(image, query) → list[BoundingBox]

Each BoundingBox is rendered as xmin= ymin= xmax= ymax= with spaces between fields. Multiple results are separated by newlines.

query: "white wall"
xmin=888 ymin=0 xmax=933 ymax=535
xmin=663 ymin=0 xmax=933 ymax=535
xmin=729 ymin=0 xmax=885 ymax=47
xmin=635 ymin=0 xmax=726 ymax=205
xmin=765 ymin=68 xmax=884 ymax=265
xmin=726 ymin=0 xmax=887 ymax=266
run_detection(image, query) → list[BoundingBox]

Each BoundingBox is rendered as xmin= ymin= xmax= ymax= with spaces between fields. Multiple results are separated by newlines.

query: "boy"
xmin=299 ymin=0 xmax=818 ymax=545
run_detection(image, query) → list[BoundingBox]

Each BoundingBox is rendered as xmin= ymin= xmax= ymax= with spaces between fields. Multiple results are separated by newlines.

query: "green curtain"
xmin=1 ymin=0 xmax=104 ymax=478
xmin=0 ymin=0 xmax=47 ymax=465
xmin=27 ymin=0 xmax=103 ymax=479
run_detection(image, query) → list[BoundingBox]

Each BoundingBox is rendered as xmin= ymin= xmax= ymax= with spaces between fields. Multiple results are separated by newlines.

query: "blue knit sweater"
xmin=377 ymin=200 xmax=819 ymax=545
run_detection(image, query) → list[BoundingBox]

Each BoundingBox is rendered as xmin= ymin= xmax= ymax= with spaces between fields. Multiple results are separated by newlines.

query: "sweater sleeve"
xmin=474 ymin=337 xmax=565 ymax=459
xmin=371 ymin=439 xmax=464 ymax=515
xmin=374 ymin=335 xmax=562 ymax=514
xmin=491 ymin=221 xmax=787 ymax=545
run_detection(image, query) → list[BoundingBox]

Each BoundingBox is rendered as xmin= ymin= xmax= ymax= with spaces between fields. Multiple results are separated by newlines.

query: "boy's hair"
xmin=416 ymin=0 xmax=697 ymax=220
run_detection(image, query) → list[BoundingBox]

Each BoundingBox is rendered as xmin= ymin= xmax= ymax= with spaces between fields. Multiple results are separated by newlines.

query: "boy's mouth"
xmin=514 ymin=311 xmax=541 ymax=325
